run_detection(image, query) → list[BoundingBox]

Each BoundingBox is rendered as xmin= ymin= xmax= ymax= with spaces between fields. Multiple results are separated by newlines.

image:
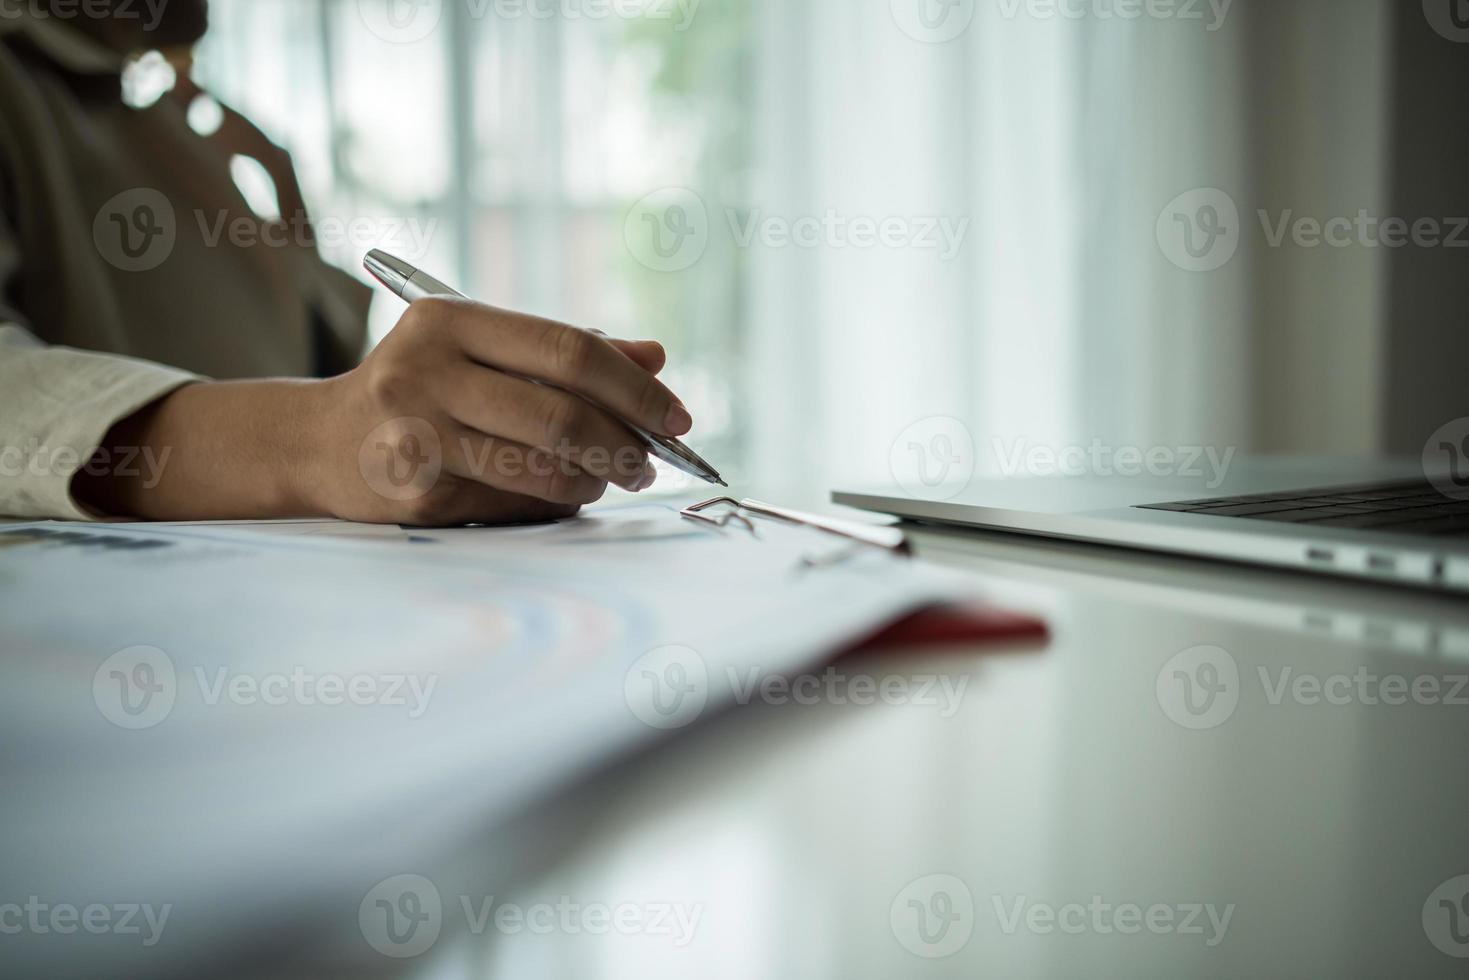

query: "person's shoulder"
xmin=0 ymin=38 xmax=23 ymax=170
xmin=0 ymin=17 xmax=28 ymax=74
xmin=0 ymin=26 xmax=52 ymax=223
xmin=0 ymin=20 xmax=46 ymax=109
xmin=0 ymin=14 xmax=120 ymax=88
xmin=0 ymin=19 xmax=72 ymax=155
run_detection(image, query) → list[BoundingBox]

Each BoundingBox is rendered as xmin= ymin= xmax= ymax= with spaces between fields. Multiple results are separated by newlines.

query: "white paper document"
xmin=0 ymin=504 xmax=975 ymax=978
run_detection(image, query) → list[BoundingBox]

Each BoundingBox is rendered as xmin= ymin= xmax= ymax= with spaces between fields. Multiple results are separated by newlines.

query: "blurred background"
xmin=159 ymin=0 xmax=1464 ymax=504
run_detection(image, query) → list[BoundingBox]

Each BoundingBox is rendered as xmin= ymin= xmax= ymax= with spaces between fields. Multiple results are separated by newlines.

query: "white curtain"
xmin=195 ymin=0 xmax=1392 ymax=509
xmin=743 ymin=0 xmax=1390 ymax=506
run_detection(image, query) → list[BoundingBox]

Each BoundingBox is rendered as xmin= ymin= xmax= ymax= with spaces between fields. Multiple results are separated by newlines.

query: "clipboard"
xmin=683 ymin=496 xmax=1049 ymax=649
xmin=682 ymin=496 xmax=910 ymax=568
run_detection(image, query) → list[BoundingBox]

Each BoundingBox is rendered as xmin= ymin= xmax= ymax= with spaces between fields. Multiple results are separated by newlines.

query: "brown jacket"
xmin=0 ymin=13 xmax=370 ymax=519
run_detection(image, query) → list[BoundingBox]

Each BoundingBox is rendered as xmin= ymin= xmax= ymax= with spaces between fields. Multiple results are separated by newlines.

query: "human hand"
xmin=308 ymin=298 xmax=691 ymax=526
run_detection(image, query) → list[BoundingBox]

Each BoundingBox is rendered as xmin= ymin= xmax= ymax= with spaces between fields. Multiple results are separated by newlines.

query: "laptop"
xmin=835 ymin=456 xmax=1469 ymax=594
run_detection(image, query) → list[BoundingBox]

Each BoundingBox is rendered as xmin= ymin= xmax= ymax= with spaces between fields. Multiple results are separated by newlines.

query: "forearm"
xmin=62 ymin=301 xmax=686 ymax=527
xmin=73 ymin=379 xmax=329 ymax=521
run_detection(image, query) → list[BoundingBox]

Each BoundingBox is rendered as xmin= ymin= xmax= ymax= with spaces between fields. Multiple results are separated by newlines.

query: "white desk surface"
xmin=242 ymin=519 xmax=1469 ymax=980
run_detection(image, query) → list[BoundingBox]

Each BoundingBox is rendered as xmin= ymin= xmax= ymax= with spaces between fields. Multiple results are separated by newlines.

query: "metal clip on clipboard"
xmin=681 ymin=497 xmax=911 ymax=568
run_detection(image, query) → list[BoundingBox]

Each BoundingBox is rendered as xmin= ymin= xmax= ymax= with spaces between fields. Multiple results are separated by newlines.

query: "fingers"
xmin=587 ymin=330 xmax=666 ymax=376
xmin=440 ymin=425 xmax=611 ymax=507
xmin=455 ymin=491 xmax=581 ymax=527
xmin=436 ymin=361 xmax=651 ymax=492
xmin=607 ymin=338 xmax=667 ymax=376
xmin=430 ymin=299 xmax=692 ymax=437
xmin=426 ymin=481 xmax=584 ymax=528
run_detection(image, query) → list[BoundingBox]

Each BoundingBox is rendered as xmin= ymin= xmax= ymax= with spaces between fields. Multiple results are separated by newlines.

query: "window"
xmin=196 ymin=0 xmax=750 ymax=481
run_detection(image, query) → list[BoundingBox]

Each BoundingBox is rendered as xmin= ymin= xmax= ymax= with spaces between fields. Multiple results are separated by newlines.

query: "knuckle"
xmin=635 ymin=378 xmax=668 ymax=423
xmin=406 ymin=297 xmax=457 ymax=330
xmin=542 ymin=468 xmax=586 ymax=506
xmin=546 ymin=324 xmax=593 ymax=377
xmin=366 ymin=364 xmax=410 ymax=409
xmin=397 ymin=493 xmax=445 ymax=527
xmin=541 ymin=395 xmax=586 ymax=446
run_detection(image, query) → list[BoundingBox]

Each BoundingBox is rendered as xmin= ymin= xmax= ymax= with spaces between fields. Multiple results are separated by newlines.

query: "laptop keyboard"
xmin=1138 ymin=481 xmax=1469 ymax=536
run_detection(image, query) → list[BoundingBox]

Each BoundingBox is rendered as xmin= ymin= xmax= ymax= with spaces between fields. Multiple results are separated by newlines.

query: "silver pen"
xmin=364 ymin=249 xmax=727 ymax=488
